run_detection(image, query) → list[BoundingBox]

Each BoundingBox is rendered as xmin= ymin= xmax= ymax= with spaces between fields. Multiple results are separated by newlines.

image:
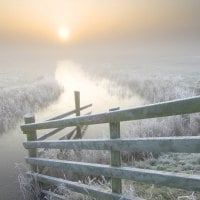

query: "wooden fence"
xmin=21 ymin=92 xmax=200 ymax=200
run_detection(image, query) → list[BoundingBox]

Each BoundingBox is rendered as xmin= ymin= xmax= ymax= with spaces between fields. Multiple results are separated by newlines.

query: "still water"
xmin=0 ymin=60 xmax=144 ymax=199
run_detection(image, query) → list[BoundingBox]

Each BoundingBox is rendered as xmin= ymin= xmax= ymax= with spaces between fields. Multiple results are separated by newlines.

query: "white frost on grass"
xmin=0 ymin=78 xmax=63 ymax=133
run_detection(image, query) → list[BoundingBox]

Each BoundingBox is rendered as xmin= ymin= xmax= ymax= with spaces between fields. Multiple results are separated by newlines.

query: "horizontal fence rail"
xmin=28 ymin=173 xmax=132 ymax=200
xmin=26 ymin=157 xmax=200 ymax=191
xmin=23 ymin=136 xmax=200 ymax=153
xmin=21 ymin=93 xmax=200 ymax=199
xmin=21 ymin=96 xmax=200 ymax=131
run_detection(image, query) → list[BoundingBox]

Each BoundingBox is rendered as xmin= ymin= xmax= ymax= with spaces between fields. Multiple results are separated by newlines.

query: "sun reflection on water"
xmin=36 ymin=60 xmax=146 ymax=139
xmin=55 ymin=60 xmax=145 ymax=113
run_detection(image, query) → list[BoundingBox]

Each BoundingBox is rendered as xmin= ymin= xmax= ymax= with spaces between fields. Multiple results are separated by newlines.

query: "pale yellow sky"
xmin=0 ymin=0 xmax=200 ymax=45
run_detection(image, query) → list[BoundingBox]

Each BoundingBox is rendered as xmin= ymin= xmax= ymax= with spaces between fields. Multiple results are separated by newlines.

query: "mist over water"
xmin=0 ymin=56 xmax=143 ymax=199
xmin=0 ymin=0 xmax=200 ymax=198
xmin=0 ymin=47 xmax=200 ymax=199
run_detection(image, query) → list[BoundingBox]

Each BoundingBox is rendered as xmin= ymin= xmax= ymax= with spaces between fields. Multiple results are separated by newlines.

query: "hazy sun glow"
xmin=58 ymin=27 xmax=70 ymax=41
xmin=0 ymin=1 xmax=200 ymax=44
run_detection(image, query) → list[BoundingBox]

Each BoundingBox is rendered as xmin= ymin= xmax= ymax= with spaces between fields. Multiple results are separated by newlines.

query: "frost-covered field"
xmin=83 ymin=62 xmax=200 ymax=137
xmin=0 ymin=66 xmax=64 ymax=199
xmin=0 ymin=77 xmax=63 ymax=133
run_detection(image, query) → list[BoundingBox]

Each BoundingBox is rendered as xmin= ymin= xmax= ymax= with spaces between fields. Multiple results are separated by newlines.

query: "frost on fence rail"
xmin=21 ymin=96 xmax=200 ymax=131
xmin=21 ymin=94 xmax=200 ymax=199
xmin=27 ymin=173 xmax=132 ymax=200
xmin=26 ymin=157 xmax=200 ymax=192
xmin=23 ymin=136 xmax=200 ymax=153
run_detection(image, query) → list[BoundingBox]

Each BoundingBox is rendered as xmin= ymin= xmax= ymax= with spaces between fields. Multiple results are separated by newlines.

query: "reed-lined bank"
xmin=0 ymin=78 xmax=63 ymax=134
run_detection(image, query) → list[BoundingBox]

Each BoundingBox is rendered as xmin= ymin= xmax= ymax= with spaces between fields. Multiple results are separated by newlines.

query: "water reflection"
xmin=36 ymin=60 xmax=146 ymax=139
xmin=54 ymin=60 xmax=145 ymax=113
xmin=53 ymin=60 xmax=146 ymax=139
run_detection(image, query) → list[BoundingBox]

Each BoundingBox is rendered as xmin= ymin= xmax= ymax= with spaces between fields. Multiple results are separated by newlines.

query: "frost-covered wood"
xmin=28 ymin=173 xmax=132 ymax=200
xmin=26 ymin=157 xmax=200 ymax=191
xmin=109 ymin=107 xmax=122 ymax=194
xmin=22 ymin=94 xmax=200 ymax=198
xmin=24 ymin=136 xmax=200 ymax=153
xmin=59 ymin=127 xmax=77 ymax=140
xmin=37 ymin=127 xmax=65 ymax=141
xmin=21 ymin=96 xmax=200 ymax=131
xmin=45 ymin=104 xmax=92 ymax=121
xmin=74 ymin=91 xmax=81 ymax=138
xmin=39 ymin=110 xmax=92 ymax=140
xmin=23 ymin=114 xmax=37 ymax=171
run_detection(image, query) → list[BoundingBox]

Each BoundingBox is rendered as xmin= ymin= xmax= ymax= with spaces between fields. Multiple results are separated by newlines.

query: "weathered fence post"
xmin=74 ymin=91 xmax=81 ymax=138
xmin=109 ymin=107 xmax=122 ymax=194
xmin=23 ymin=114 xmax=37 ymax=171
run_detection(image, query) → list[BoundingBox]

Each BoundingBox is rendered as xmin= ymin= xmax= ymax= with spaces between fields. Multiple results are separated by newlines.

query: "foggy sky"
xmin=0 ymin=0 xmax=200 ymax=45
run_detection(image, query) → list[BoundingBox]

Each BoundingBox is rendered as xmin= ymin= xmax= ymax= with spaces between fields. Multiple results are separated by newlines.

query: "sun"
xmin=58 ymin=27 xmax=70 ymax=41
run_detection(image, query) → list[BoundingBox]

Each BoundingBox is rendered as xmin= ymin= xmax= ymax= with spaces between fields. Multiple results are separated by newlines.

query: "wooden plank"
xmin=37 ymin=127 xmax=65 ymax=141
xmin=79 ymin=104 xmax=92 ymax=111
xmin=23 ymin=136 xmax=200 ymax=153
xmin=59 ymin=128 xmax=76 ymax=140
xmin=38 ymin=112 xmax=92 ymax=141
xmin=75 ymin=91 xmax=80 ymax=117
xmin=80 ymin=125 xmax=88 ymax=138
xmin=45 ymin=109 xmax=76 ymax=121
xmin=25 ymin=158 xmax=200 ymax=191
xmin=74 ymin=91 xmax=81 ymax=139
xmin=21 ymin=96 xmax=200 ymax=131
xmin=28 ymin=173 xmax=132 ymax=200
xmin=109 ymin=107 xmax=122 ymax=194
xmin=23 ymin=114 xmax=37 ymax=171
xmin=45 ymin=104 xmax=92 ymax=121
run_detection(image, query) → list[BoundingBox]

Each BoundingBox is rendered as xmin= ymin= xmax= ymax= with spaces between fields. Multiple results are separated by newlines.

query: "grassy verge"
xmin=0 ymin=77 xmax=63 ymax=134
